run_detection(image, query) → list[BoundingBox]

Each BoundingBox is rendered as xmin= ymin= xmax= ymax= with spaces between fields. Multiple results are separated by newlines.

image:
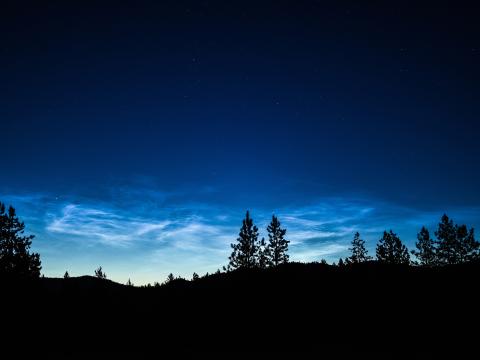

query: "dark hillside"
xmin=4 ymin=262 xmax=479 ymax=355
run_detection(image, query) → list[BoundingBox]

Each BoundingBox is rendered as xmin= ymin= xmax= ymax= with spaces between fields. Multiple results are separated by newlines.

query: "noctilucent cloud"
xmin=1 ymin=1 xmax=479 ymax=284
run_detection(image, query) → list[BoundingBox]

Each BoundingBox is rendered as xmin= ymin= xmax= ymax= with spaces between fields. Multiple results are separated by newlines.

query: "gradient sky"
xmin=1 ymin=1 xmax=479 ymax=284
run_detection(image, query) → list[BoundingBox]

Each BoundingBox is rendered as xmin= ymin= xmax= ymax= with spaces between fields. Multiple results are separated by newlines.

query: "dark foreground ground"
xmin=2 ymin=262 xmax=479 ymax=357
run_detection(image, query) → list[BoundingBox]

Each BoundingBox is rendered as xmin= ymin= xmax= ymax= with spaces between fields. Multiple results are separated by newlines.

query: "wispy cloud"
xmin=3 ymin=188 xmax=480 ymax=283
xmin=46 ymin=203 xmax=172 ymax=247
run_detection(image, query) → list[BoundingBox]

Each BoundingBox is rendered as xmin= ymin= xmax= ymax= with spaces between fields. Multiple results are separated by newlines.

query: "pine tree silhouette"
xmin=64 ymin=271 xmax=70 ymax=279
xmin=412 ymin=226 xmax=437 ymax=266
xmin=0 ymin=202 xmax=41 ymax=278
xmin=435 ymin=214 xmax=458 ymax=265
xmin=346 ymin=232 xmax=371 ymax=264
xmin=228 ymin=211 xmax=260 ymax=269
xmin=455 ymin=224 xmax=479 ymax=263
xmin=126 ymin=278 xmax=133 ymax=286
xmin=192 ymin=272 xmax=199 ymax=281
xmin=266 ymin=215 xmax=289 ymax=266
xmin=376 ymin=230 xmax=410 ymax=265
xmin=165 ymin=273 xmax=175 ymax=283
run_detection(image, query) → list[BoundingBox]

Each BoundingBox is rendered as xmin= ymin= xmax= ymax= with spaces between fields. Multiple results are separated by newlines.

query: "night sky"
xmin=1 ymin=1 xmax=479 ymax=284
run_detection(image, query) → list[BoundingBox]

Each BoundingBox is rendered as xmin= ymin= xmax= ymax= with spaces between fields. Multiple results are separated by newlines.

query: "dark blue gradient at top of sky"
xmin=1 ymin=0 xmax=480 ymax=209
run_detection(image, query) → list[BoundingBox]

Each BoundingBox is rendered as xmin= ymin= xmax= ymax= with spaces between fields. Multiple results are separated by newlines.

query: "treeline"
xmin=227 ymin=211 xmax=480 ymax=269
xmin=1 ymin=201 xmax=479 ymax=284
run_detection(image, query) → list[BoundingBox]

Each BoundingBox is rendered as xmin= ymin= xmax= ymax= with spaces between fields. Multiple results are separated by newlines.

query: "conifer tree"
xmin=338 ymin=258 xmax=345 ymax=267
xmin=228 ymin=211 xmax=260 ymax=269
xmin=346 ymin=232 xmax=371 ymax=264
xmin=455 ymin=224 xmax=479 ymax=263
xmin=376 ymin=230 xmax=410 ymax=265
xmin=126 ymin=278 xmax=133 ymax=286
xmin=192 ymin=272 xmax=199 ymax=281
xmin=435 ymin=214 xmax=458 ymax=265
xmin=0 ymin=202 xmax=41 ymax=278
xmin=64 ymin=271 xmax=70 ymax=279
xmin=266 ymin=215 xmax=289 ymax=266
xmin=411 ymin=227 xmax=437 ymax=266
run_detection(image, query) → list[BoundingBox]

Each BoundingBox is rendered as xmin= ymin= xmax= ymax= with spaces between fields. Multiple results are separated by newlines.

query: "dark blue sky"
xmin=1 ymin=1 xmax=479 ymax=283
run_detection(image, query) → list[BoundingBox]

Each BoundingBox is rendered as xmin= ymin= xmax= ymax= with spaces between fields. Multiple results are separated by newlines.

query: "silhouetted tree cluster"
xmin=376 ymin=230 xmax=411 ymax=265
xmin=0 ymin=202 xmax=41 ymax=278
xmin=414 ymin=214 xmax=479 ymax=265
xmin=339 ymin=214 xmax=478 ymax=267
xmin=229 ymin=212 xmax=289 ymax=270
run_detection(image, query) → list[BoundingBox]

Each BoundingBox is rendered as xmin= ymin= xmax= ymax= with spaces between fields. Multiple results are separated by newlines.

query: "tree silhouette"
xmin=126 ymin=278 xmax=133 ymax=286
xmin=412 ymin=227 xmax=437 ymax=266
xmin=455 ymin=224 xmax=479 ymax=263
xmin=228 ymin=211 xmax=260 ymax=269
xmin=165 ymin=273 xmax=175 ymax=283
xmin=64 ymin=271 xmax=70 ymax=279
xmin=258 ymin=237 xmax=272 ymax=269
xmin=435 ymin=214 xmax=479 ymax=265
xmin=435 ymin=214 xmax=457 ymax=265
xmin=266 ymin=215 xmax=289 ymax=266
xmin=94 ymin=266 xmax=107 ymax=279
xmin=376 ymin=230 xmax=410 ymax=265
xmin=192 ymin=272 xmax=199 ymax=281
xmin=338 ymin=258 xmax=345 ymax=267
xmin=346 ymin=232 xmax=371 ymax=264
xmin=0 ymin=202 xmax=41 ymax=278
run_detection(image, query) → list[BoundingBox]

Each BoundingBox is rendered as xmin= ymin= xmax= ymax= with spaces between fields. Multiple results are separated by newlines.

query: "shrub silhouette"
xmin=95 ymin=266 xmax=107 ymax=279
xmin=0 ymin=202 xmax=41 ymax=279
xmin=165 ymin=273 xmax=175 ymax=284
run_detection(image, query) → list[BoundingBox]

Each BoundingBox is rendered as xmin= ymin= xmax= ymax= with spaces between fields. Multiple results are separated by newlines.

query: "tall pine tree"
xmin=228 ymin=211 xmax=260 ymax=269
xmin=0 ymin=202 xmax=41 ymax=278
xmin=376 ymin=230 xmax=410 ymax=265
xmin=346 ymin=232 xmax=371 ymax=264
xmin=435 ymin=214 xmax=458 ymax=265
xmin=411 ymin=226 xmax=437 ymax=266
xmin=266 ymin=215 xmax=289 ymax=266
